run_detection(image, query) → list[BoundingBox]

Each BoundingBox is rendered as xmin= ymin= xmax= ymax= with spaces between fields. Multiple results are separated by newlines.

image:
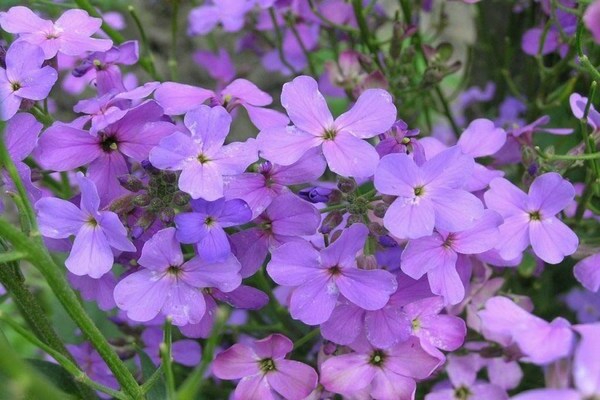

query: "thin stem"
xmin=161 ymin=318 xmax=176 ymax=400
xmin=320 ymin=203 xmax=347 ymax=213
xmin=0 ymin=314 xmax=128 ymax=400
xmin=535 ymin=146 xmax=600 ymax=160
xmin=0 ymin=219 xmax=143 ymax=399
xmin=269 ymin=8 xmax=298 ymax=75
xmin=352 ymin=0 xmax=385 ymax=71
xmin=0 ymin=250 xmax=26 ymax=263
xmin=128 ymin=5 xmax=161 ymax=80
xmin=169 ymin=0 xmax=180 ymax=81
xmin=293 ymin=328 xmax=321 ymax=350
xmin=141 ymin=365 xmax=164 ymax=394
xmin=286 ymin=14 xmax=318 ymax=76
xmin=177 ymin=308 xmax=231 ymax=400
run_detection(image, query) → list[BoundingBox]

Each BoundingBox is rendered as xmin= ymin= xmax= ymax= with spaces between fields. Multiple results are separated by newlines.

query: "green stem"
xmin=293 ymin=328 xmax=321 ymax=350
xmin=352 ymin=0 xmax=384 ymax=71
xmin=168 ymin=0 xmax=180 ymax=81
xmin=0 ymin=328 xmax=71 ymax=400
xmin=320 ymin=203 xmax=347 ymax=213
xmin=128 ymin=5 xmax=161 ymax=80
xmin=269 ymin=8 xmax=298 ymax=75
xmin=141 ymin=365 xmax=164 ymax=394
xmin=535 ymin=147 xmax=600 ymax=160
xmin=161 ymin=319 xmax=176 ymax=400
xmin=0 ymin=250 xmax=26 ymax=263
xmin=0 ymin=220 xmax=143 ymax=399
xmin=177 ymin=308 xmax=231 ymax=400
xmin=287 ymin=15 xmax=317 ymax=76
xmin=0 ymin=314 xmax=128 ymax=400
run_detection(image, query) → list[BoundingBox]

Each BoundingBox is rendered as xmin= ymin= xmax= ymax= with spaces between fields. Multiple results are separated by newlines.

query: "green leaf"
xmin=139 ymin=350 xmax=166 ymax=400
xmin=27 ymin=359 xmax=82 ymax=398
xmin=517 ymin=252 xmax=537 ymax=278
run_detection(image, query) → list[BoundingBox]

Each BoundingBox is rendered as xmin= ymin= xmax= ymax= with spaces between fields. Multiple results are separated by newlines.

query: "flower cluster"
xmin=1 ymin=2 xmax=600 ymax=400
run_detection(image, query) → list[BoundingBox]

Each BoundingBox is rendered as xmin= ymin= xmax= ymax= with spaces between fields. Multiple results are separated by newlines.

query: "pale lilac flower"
xmin=585 ymin=0 xmax=600 ymax=43
xmin=574 ymin=253 xmax=600 ymax=293
xmin=188 ymin=0 xmax=254 ymax=36
xmin=426 ymin=354 xmax=508 ymax=400
xmin=175 ymin=197 xmax=252 ymax=262
xmin=231 ymin=193 xmax=321 ymax=277
xmin=320 ymin=337 xmax=441 ymax=399
xmin=267 ymin=224 xmax=397 ymax=325
xmin=224 ymin=147 xmax=326 ymax=217
xmin=141 ymin=327 xmax=201 ymax=367
xmin=67 ymin=342 xmax=119 ymax=396
xmin=37 ymin=100 xmax=175 ymax=204
xmin=374 ymin=146 xmax=484 ymax=239
xmin=36 ymin=173 xmax=135 ymax=278
xmin=478 ymin=296 xmax=574 ymax=365
xmin=212 ymin=334 xmax=318 ymax=400
xmin=484 ymin=173 xmax=579 ymax=264
xmin=154 ymin=79 xmax=289 ymax=130
xmin=1 ymin=113 xmax=42 ymax=206
xmin=193 ymin=48 xmax=235 ymax=83
xmin=149 ymin=105 xmax=257 ymax=201
xmin=69 ymin=272 xmax=117 ymax=311
xmin=564 ymin=288 xmax=600 ymax=323
xmin=257 ymin=75 xmax=396 ymax=178
xmin=0 ymin=6 xmax=112 ymax=59
xmin=401 ymin=210 xmax=501 ymax=304
xmin=113 ymin=228 xmax=242 ymax=326
xmin=0 ymin=41 xmax=57 ymax=120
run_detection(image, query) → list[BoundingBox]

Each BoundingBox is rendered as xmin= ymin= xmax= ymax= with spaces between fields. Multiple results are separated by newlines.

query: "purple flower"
xmin=266 ymin=224 xmax=397 ymax=325
xmin=320 ymin=337 xmax=441 ymax=399
xmin=36 ymin=173 xmax=135 ymax=278
xmin=484 ymin=172 xmax=579 ymax=264
xmin=113 ymin=228 xmax=242 ymax=326
xmin=574 ymin=253 xmax=600 ymax=293
xmin=69 ymin=272 xmax=117 ymax=311
xmin=375 ymin=119 xmax=425 ymax=163
xmin=37 ymin=100 xmax=176 ymax=204
xmin=224 ymin=147 xmax=326 ymax=217
xmin=149 ymin=105 xmax=257 ymax=201
xmin=1 ymin=113 xmax=42 ymax=206
xmin=257 ymin=75 xmax=396 ymax=178
xmin=426 ymin=354 xmax=508 ymax=400
xmin=67 ymin=342 xmax=119 ymax=396
xmin=155 ymin=79 xmax=289 ymax=130
xmin=231 ymin=193 xmax=321 ymax=277
xmin=374 ymin=146 xmax=484 ymax=239
xmin=175 ymin=197 xmax=252 ymax=262
xmin=401 ymin=210 xmax=502 ymax=304
xmin=193 ymin=49 xmax=236 ymax=83
xmin=564 ymin=288 xmax=600 ymax=323
xmin=0 ymin=41 xmax=57 ymax=120
xmin=188 ymin=0 xmax=254 ymax=36
xmin=585 ymin=1 xmax=600 ymax=43
xmin=478 ymin=296 xmax=574 ymax=365
xmin=212 ymin=334 xmax=318 ymax=400
xmin=141 ymin=327 xmax=201 ymax=367
xmin=0 ymin=6 xmax=112 ymax=59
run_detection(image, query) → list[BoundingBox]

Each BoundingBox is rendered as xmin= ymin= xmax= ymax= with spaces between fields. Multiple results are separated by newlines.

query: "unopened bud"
xmin=378 ymin=235 xmax=398 ymax=248
xmin=373 ymin=202 xmax=388 ymax=218
xmin=118 ymin=174 xmax=143 ymax=192
xmin=319 ymin=211 xmax=343 ymax=234
xmin=132 ymin=193 xmax=151 ymax=207
xmin=141 ymin=160 xmax=160 ymax=175
xmin=159 ymin=208 xmax=175 ymax=224
xmin=162 ymin=171 xmax=177 ymax=184
xmin=172 ymin=191 xmax=191 ymax=206
xmin=298 ymin=187 xmax=333 ymax=203
xmin=382 ymin=195 xmax=396 ymax=205
xmin=337 ymin=177 xmax=357 ymax=193
xmin=346 ymin=215 xmax=362 ymax=225
xmin=357 ymin=254 xmax=378 ymax=270
xmin=368 ymin=222 xmax=386 ymax=236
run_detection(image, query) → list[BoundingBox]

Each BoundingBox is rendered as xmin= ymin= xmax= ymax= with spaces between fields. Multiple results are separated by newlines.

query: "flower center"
xmin=197 ymin=153 xmax=211 ymax=164
xmin=369 ymin=350 xmax=386 ymax=366
xmin=322 ymin=129 xmax=337 ymax=141
xmin=529 ymin=210 xmax=541 ymax=221
xmin=204 ymin=216 xmax=216 ymax=226
xmin=411 ymin=318 xmax=421 ymax=331
xmin=454 ymin=386 xmax=472 ymax=400
xmin=100 ymin=135 xmax=119 ymax=153
xmin=259 ymin=358 xmax=276 ymax=373
xmin=167 ymin=265 xmax=182 ymax=277
xmin=86 ymin=216 xmax=98 ymax=227
xmin=10 ymin=81 xmax=21 ymax=92
xmin=328 ymin=265 xmax=342 ymax=276
xmin=413 ymin=186 xmax=425 ymax=196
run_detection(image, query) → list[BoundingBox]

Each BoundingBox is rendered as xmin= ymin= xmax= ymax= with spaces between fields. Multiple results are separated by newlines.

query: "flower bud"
xmin=298 ymin=187 xmax=333 ymax=203
xmin=357 ymin=254 xmax=378 ymax=270
xmin=347 ymin=214 xmax=362 ymax=225
xmin=382 ymin=195 xmax=396 ymax=205
xmin=118 ymin=174 xmax=143 ymax=192
xmin=373 ymin=202 xmax=388 ymax=218
xmin=337 ymin=177 xmax=356 ymax=193
xmin=368 ymin=222 xmax=386 ymax=236
xmin=319 ymin=211 xmax=343 ymax=234
xmin=132 ymin=193 xmax=151 ymax=207
xmin=172 ymin=191 xmax=191 ymax=206
xmin=159 ymin=208 xmax=175 ymax=224
xmin=141 ymin=160 xmax=160 ymax=175
xmin=378 ymin=235 xmax=398 ymax=248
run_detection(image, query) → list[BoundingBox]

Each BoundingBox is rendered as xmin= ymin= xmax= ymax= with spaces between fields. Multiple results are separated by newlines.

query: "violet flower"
xmin=174 ymin=197 xmax=252 ymax=262
xmin=257 ymin=75 xmax=397 ymax=178
xmin=141 ymin=327 xmax=201 ymax=367
xmin=0 ymin=41 xmax=57 ymax=120
xmin=484 ymin=172 xmax=579 ymax=264
xmin=0 ymin=6 xmax=112 ymax=59
xmin=320 ymin=337 xmax=442 ymax=399
xmin=266 ymin=223 xmax=397 ymax=325
xmin=149 ymin=105 xmax=257 ymax=201
xmin=188 ymin=0 xmax=254 ymax=36
xmin=212 ymin=334 xmax=318 ymax=400
xmin=374 ymin=146 xmax=484 ymax=239
xmin=36 ymin=172 xmax=135 ymax=278
xmin=113 ymin=227 xmax=242 ymax=326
